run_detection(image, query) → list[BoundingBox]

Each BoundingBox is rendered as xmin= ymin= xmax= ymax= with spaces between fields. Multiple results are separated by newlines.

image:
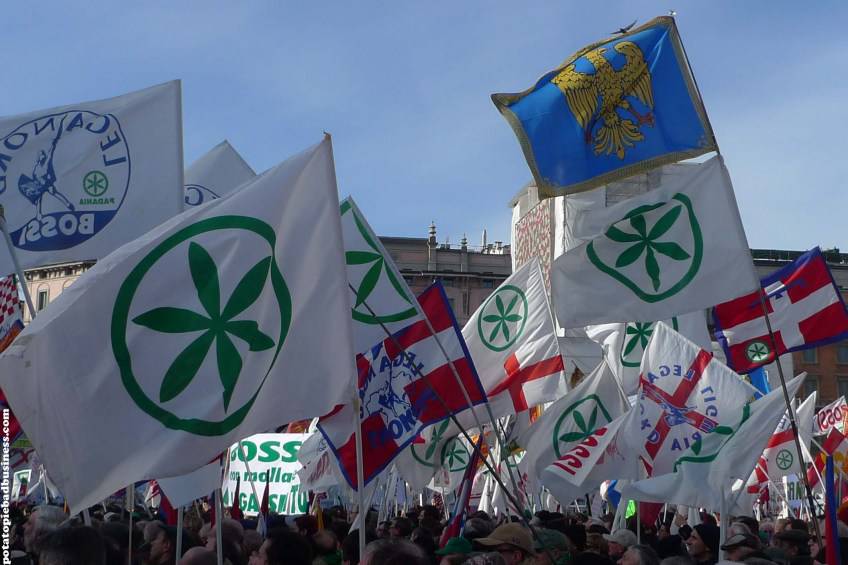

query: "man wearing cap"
xmin=772 ymin=529 xmax=813 ymax=565
xmin=602 ymin=529 xmax=637 ymax=561
xmin=435 ymin=536 xmax=473 ymax=565
xmin=532 ymin=529 xmax=575 ymax=565
xmin=475 ymin=523 xmax=536 ymax=565
xmin=720 ymin=533 xmax=769 ymax=563
xmin=685 ymin=524 xmax=719 ymax=565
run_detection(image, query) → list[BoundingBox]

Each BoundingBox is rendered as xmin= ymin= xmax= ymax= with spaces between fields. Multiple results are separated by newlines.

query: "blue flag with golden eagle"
xmin=492 ymin=17 xmax=715 ymax=197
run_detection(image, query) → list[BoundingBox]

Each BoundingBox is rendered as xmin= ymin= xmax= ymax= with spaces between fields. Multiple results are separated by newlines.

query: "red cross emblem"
xmin=640 ymin=350 xmax=714 ymax=463
xmin=489 ymin=353 xmax=564 ymax=412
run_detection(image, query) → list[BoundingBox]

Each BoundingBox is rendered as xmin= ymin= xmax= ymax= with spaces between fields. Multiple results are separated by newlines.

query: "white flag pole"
xmin=235 ymin=440 xmax=262 ymax=516
xmin=215 ymin=488 xmax=224 ymax=565
xmin=0 ymin=206 xmax=36 ymax=319
xmin=176 ymin=506 xmax=184 ymax=559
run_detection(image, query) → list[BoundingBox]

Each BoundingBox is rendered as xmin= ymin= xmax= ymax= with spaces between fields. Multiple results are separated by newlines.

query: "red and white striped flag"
xmin=318 ymin=282 xmax=485 ymax=489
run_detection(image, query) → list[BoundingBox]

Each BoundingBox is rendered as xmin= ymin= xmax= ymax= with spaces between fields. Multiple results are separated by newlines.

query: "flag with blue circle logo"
xmin=492 ymin=16 xmax=715 ymax=196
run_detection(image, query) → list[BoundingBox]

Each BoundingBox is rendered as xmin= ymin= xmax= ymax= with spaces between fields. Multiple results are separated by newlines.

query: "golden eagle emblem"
xmin=552 ymin=41 xmax=655 ymax=159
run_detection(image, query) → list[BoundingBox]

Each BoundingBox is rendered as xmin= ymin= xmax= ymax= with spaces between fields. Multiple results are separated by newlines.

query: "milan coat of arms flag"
xmin=0 ymin=81 xmax=183 ymax=276
xmin=491 ymin=16 xmax=715 ymax=197
xmin=0 ymin=275 xmax=23 ymax=352
xmin=318 ymin=282 xmax=486 ymax=489
xmin=713 ymin=247 xmax=848 ymax=373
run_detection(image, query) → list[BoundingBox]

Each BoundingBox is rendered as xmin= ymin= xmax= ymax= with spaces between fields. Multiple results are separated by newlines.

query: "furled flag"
xmin=518 ymin=360 xmax=629 ymax=486
xmin=318 ymin=282 xmax=486 ymax=489
xmin=184 ymin=140 xmax=256 ymax=208
xmin=341 ymin=197 xmax=422 ymax=354
xmin=229 ymin=475 xmax=244 ymax=520
xmin=621 ymin=373 xmax=805 ymax=513
xmin=491 ymin=16 xmax=715 ymax=197
xmin=0 ymin=81 xmax=183 ymax=276
xmin=297 ymin=432 xmax=343 ymax=493
xmin=586 ymin=310 xmax=711 ymax=396
xmin=814 ymin=396 xmax=847 ymax=436
xmin=746 ymin=392 xmax=816 ymax=491
xmin=439 ymin=436 xmax=484 ymax=548
xmin=713 ymin=247 xmax=848 ymax=373
xmin=461 ymin=258 xmax=566 ymax=420
xmin=825 ymin=455 xmax=843 ymax=565
xmin=257 ymin=474 xmax=271 ymax=538
xmin=0 ymin=137 xmax=356 ymax=512
xmin=551 ymin=156 xmax=756 ymax=328
xmin=807 ymin=428 xmax=848 ymax=489
xmin=146 ymin=480 xmax=178 ymax=525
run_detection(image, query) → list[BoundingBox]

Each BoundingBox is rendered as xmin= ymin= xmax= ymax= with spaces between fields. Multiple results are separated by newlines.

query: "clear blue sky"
xmin=4 ymin=2 xmax=845 ymax=252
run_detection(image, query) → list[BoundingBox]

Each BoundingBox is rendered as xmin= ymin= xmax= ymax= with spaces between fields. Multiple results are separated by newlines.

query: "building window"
xmin=839 ymin=377 xmax=848 ymax=400
xmin=482 ymin=279 xmax=495 ymax=289
xmin=801 ymin=349 xmax=818 ymax=364
xmin=447 ymin=297 xmax=456 ymax=312
xmin=36 ymin=289 xmax=49 ymax=311
xmin=838 ymin=343 xmax=848 ymax=364
xmin=803 ymin=375 xmax=819 ymax=399
xmin=403 ymin=276 xmax=414 ymax=285
xmin=440 ymin=278 xmax=454 ymax=287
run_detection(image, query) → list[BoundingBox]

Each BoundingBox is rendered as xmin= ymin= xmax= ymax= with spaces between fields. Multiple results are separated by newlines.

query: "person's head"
xmin=390 ymin=517 xmax=414 ymax=539
xmin=258 ymin=528 xmax=313 ymax=565
xmin=464 ymin=517 xmax=495 ymax=541
xmin=603 ymin=529 xmax=637 ymax=559
xmin=39 ymin=526 xmax=106 ymax=565
xmin=733 ymin=516 xmax=759 ymax=538
xmin=656 ymin=557 xmax=693 ymax=565
xmin=360 ymin=539 xmax=430 ymax=565
xmin=532 ymin=528 xmax=575 ymax=565
xmin=720 ymin=532 xmax=759 ymax=562
xmin=653 ymin=535 xmax=686 ymax=560
xmin=617 ymin=544 xmax=659 ymax=565
xmin=314 ymin=530 xmax=340 ymax=555
xmin=584 ymin=532 xmax=608 ymax=555
xmin=474 ymin=523 xmax=535 ymax=565
xmin=376 ymin=521 xmax=392 ymax=539
xmin=772 ymin=528 xmax=810 ymax=557
xmin=294 ymin=515 xmax=319 ymax=538
xmin=464 ymin=553 xmax=507 ymax=565
xmin=100 ymin=522 xmax=140 ymax=565
xmin=685 ymin=524 xmax=719 ymax=563
xmin=178 ymin=547 xmax=216 ymax=565
xmin=23 ymin=505 xmax=66 ymax=554
xmin=434 ymin=536 xmax=473 ymax=562
xmin=242 ymin=530 xmax=263 ymax=562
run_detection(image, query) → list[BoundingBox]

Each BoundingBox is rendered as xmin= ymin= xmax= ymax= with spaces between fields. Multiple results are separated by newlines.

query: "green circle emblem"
xmin=775 ymin=449 xmax=793 ymax=471
xmin=83 ymin=170 xmax=109 ymax=196
xmin=746 ymin=340 xmax=771 ymax=363
xmin=620 ymin=317 xmax=679 ymax=368
xmin=440 ymin=437 xmax=470 ymax=472
xmin=552 ymin=395 xmax=613 ymax=458
xmin=111 ymin=216 xmax=292 ymax=436
xmin=410 ymin=421 xmax=450 ymax=467
xmin=477 ymin=285 xmax=528 ymax=352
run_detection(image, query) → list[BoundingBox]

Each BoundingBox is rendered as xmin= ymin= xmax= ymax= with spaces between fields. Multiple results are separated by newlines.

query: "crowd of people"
xmin=6 ymin=501 xmax=848 ymax=565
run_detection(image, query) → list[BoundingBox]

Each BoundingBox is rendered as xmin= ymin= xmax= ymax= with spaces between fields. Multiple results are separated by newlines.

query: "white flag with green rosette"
xmin=586 ymin=310 xmax=712 ymax=396
xmin=184 ymin=140 xmax=255 ymax=208
xmin=0 ymin=138 xmax=355 ymax=513
xmin=551 ymin=156 xmax=757 ymax=328
xmin=517 ymin=360 xmax=629 ymax=486
xmin=340 ymin=197 xmax=422 ymax=354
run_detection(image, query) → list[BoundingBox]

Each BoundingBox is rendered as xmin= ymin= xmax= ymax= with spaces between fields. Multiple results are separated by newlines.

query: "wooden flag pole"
xmin=0 ymin=206 xmax=36 ymax=319
xmin=234 ymin=440 xmax=262 ymax=517
xmin=755 ymin=289 xmax=823 ymax=546
xmin=127 ymin=485 xmax=135 ymax=565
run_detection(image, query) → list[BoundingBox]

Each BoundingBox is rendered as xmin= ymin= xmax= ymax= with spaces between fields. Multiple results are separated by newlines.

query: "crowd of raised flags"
xmin=1 ymin=13 xmax=848 ymax=565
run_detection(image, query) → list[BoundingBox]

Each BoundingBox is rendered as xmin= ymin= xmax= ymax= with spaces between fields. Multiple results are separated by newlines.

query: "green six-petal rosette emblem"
xmin=440 ymin=437 xmax=470 ymax=473
xmin=477 ymin=285 xmax=529 ymax=352
xmin=112 ymin=216 xmax=291 ymax=436
xmin=341 ymin=201 xmax=416 ymax=325
xmin=552 ymin=395 xmax=613 ymax=458
xmin=619 ymin=317 xmax=679 ymax=368
xmin=587 ymin=194 xmax=703 ymax=303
